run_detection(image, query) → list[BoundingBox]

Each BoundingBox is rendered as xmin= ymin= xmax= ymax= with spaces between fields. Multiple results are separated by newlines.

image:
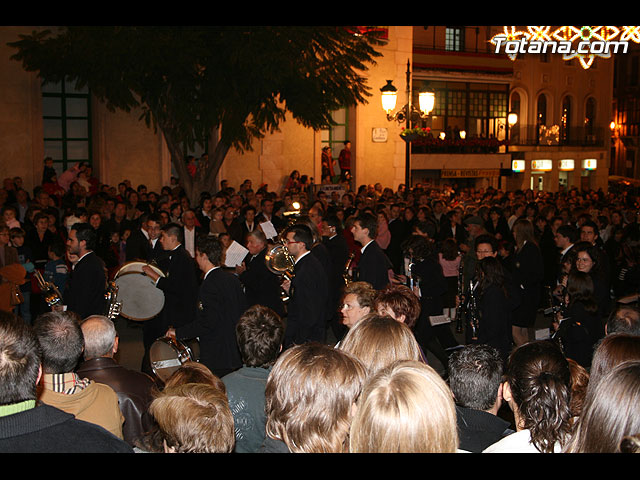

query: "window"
xmin=42 ymin=78 xmax=91 ymax=176
xmin=445 ymin=27 xmax=464 ymax=52
xmin=321 ymin=107 xmax=348 ymax=177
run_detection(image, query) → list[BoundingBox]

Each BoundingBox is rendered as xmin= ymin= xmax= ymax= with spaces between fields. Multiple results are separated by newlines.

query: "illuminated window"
xmin=42 ymin=78 xmax=91 ymax=175
xmin=445 ymin=27 xmax=464 ymax=52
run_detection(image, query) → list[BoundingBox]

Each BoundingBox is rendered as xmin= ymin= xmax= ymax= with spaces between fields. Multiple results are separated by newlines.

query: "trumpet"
xmin=33 ymin=270 xmax=63 ymax=309
xmin=265 ymin=239 xmax=296 ymax=303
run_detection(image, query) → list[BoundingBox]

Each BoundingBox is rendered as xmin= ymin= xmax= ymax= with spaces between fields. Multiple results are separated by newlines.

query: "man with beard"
xmin=63 ymin=223 xmax=106 ymax=319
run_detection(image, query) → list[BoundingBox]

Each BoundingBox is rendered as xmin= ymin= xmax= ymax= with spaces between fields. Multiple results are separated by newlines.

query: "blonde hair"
xmin=349 ymin=360 xmax=458 ymax=453
xmin=264 ymin=342 xmax=366 ymax=453
xmin=338 ymin=314 xmax=423 ymax=375
xmin=149 ymin=383 xmax=235 ymax=453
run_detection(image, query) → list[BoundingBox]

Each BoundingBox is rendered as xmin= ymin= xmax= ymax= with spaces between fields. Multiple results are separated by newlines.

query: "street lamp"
xmin=381 ymin=59 xmax=434 ymax=189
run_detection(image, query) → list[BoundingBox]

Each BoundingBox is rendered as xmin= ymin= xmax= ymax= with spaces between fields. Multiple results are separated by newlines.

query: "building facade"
xmin=0 ymin=26 xmax=617 ymax=197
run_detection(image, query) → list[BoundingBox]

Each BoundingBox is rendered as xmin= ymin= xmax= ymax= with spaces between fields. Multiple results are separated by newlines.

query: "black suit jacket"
xmin=322 ymin=234 xmax=350 ymax=307
xmin=239 ymin=248 xmax=285 ymax=317
xmin=64 ymin=251 xmax=106 ymax=319
xmin=284 ymin=252 xmax=329 ymax=348
xmin=125 ymin=228 xmax=152 ymax=262
xmin=176 ymin=268 xmax=248 ymax=372
xmin=155 ymin=245 xmax=198 ymax=330
xmin=356 ymin=240 xmax=391 ymax=291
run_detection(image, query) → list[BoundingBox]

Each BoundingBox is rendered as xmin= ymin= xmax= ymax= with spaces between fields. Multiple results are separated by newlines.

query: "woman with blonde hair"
xmin=339 ymin=314 xmax=424 ymax=375
xmin=261 ymin=342 xmax=367 ymax=453
xmin=148 ymin=383 xmax=235 ymax=453
xmin=349 ymin=360 xmax=458 ymax=453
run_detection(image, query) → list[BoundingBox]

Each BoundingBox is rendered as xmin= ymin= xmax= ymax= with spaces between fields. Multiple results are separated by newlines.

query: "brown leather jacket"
xmin=76 ymin=357 xmax=156 ymax=446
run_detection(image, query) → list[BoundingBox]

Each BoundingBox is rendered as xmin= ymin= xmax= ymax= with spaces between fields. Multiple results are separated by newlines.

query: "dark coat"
xmin=511 ymin=241 xmax=544 ymax=327
xmin=456 ymin=406 xmax=514 ymax=453
xmin=323 ymin=233 xmax=350 ymax=301
xmin=557 ymin=301 xmax=604 ymax=369
xmin=386 ymin=217 xmax=407 ymax=273
xmin=0 ymin=404 xmax=133 ymax=453
xmin=284 ymin=252 xmax=329 ymax=348
xmin=124 ymin=228 xmax=152 ymax=262
xmin=176 ymin=267 xmax=248 ymax=374
xmin=153 ymin=245 xmax=198 ymax=333
xmin=64 ymin=251 xmax=107 ymax=319
xmin=239 ymin=248 xmax=285 ymax=317
xmin=356 ymin=240 xmax=391 ymax=291
xmin=477 ymin=282 xmax=520 ymax=361
xmin=412 ymin=255 xmax=448 ymax=343
xmin=76 ymin=357 xmax=156 ymax=447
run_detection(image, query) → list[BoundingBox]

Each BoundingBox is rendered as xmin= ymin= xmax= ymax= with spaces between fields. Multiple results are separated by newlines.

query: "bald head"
xmin=80 ymin=315 xmax=118 ymax=360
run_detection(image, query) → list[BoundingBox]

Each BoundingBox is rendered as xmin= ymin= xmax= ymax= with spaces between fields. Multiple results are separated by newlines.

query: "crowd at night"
xmin=1 ymin=159 xmax=640 ymax=453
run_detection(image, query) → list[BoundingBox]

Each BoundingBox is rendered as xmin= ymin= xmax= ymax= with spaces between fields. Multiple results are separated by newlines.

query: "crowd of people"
xmin=1 ymin=157 xmax=640 ymax=453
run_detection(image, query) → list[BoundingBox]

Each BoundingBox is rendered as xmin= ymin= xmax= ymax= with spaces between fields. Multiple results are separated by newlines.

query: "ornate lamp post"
xmin=381 ymin=59 xmax=434 ymax=189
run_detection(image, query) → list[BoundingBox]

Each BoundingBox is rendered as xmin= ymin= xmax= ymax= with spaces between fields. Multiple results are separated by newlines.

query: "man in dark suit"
xmin=351 ymin=212 xmax=392 ymax=291
xmin=125 ymin=212 xmax=162 ymax=262
xmin=281 ymin=224 xmax=329 ymax=348
xmin=256 ymin=197 xmax=285 ymax=234
xmin=321 ymin=214 xmax=350 ymax=340
xmin=438 ymin=208 xmax=469 ymax=246
xmin=63 ymin=223 xmax=106 ymax=319
xmin=141 ymin=223 xmax=198 ymax=376
xmin=386 ymin=203 xmax=406 ymax=273
xmin=167 ymin=235 xmax=248 ymax=378
xmin=236 ymin=230 xmax=285 ymax=317
xmin=239 ymin=205 xmax=258 ymax=245
xmin=181 ymin=209 xmax=204 ymax=259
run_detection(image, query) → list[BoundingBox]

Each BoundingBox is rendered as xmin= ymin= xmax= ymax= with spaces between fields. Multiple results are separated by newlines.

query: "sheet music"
xmin=224 ymin=241 xmax=249 ymax=267
xmin=260 ymin=221 xmax=278 ymax=240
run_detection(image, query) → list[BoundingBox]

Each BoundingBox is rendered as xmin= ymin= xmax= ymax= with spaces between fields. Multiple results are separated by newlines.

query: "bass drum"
xmin=113 ymin=261 xmax=165 ymax=321
xmin=149 ymin=336 xmax=201 ymax=383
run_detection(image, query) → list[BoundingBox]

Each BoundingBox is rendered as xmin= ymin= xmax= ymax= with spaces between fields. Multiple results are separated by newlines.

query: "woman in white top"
xmin=483 ymin=340 xmax=573 ymax=453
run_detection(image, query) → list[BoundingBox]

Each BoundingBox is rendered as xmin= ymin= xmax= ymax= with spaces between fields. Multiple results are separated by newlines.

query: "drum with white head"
xmin=113 ymin=261 xmax=165 ymax=321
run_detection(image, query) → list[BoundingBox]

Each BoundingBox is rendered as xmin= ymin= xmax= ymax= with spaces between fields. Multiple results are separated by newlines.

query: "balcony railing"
xmin=506 ymin=125 xmax=607 ymax=148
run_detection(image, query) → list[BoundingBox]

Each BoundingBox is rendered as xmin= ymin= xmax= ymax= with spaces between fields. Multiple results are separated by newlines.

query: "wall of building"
xmin=0 ymin=27 xmax=44 ymax=194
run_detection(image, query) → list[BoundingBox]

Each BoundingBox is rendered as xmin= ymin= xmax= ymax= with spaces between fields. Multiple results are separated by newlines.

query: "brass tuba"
xmin=264 ymin=241 xmax=296 ymax=303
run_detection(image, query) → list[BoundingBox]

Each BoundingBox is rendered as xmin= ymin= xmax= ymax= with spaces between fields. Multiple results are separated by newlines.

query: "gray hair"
xmin=80 ymin=315 xmax=118 ymax=360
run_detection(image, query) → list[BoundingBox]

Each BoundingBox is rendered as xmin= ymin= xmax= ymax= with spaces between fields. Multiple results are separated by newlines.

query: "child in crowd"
xmin=9 ymin=227 xmax=34 ymax=324
xmin=43 ymin=241 xmax=69 ymax=297
xmin=2 ymin=206 xmax=21 ymax=229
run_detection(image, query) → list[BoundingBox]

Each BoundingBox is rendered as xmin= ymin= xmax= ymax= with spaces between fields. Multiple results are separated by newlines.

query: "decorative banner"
xmin=491 ymin=26 xmax=640 ymax=69
xmin=441 ymin=168 xmax=501 ymax=178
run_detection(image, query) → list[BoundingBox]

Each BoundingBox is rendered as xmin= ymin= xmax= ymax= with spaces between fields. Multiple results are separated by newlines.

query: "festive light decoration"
xmin=490 ymin=26 xmax=530 ymax=61
xmin=491 ymin=26 xmax=640 ymax=69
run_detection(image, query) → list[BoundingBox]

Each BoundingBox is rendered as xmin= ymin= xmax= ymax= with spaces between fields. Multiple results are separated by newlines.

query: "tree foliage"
xmin=8 ymin=26 xmax=383 ymax=201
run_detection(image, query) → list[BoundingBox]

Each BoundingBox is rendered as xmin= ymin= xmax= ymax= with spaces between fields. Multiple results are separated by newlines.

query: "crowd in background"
xmin=1 ymin=157 xmax=640 ymax=454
